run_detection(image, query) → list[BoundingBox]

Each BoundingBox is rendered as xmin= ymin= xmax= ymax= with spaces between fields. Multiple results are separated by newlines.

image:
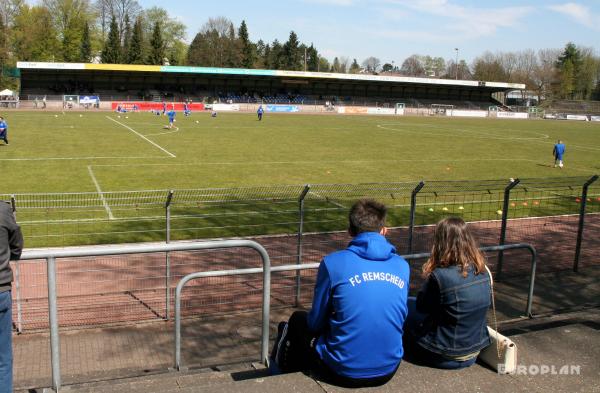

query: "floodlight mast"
xmin=455 ymin=48 xmax=459 ymax=80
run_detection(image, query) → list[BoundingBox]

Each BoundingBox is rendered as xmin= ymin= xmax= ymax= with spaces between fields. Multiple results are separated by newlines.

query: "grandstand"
xmin=17 ymin=62 xmax=524 ymax=110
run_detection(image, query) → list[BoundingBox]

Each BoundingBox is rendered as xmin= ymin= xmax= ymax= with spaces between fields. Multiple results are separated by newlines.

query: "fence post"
xmin=407 ymin=181 xmax=425 ymax=254
xmin=47 ymin=256 xmax=61 ymax=392
xmin=573 ymin=175 xmax=599 ymax=272
xmin=295 ymin=185 xmax=311 ymax=307
xmin=497 ymin=178 xmax=520 ymax=278
xmin=10 ymin=195 xmax=24 ymax=334
xmin=165 ymin=190 xmax=174 ymax=320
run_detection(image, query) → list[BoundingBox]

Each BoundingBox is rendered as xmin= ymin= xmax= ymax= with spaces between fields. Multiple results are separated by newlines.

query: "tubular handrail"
xmin=174 ymin=242 xmax=537 ymax=371
xmin=18 ymin=240 xmax=271 ymax=393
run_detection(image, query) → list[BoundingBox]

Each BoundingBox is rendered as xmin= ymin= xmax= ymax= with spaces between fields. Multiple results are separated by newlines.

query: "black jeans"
xmin=274 ymin=311 xmax=398 ymax=388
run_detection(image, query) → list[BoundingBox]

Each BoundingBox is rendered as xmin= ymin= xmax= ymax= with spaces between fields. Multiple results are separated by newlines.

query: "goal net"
xmin=62 ymin=95 xmax=79 ymax=109
xmin=395 ymin=103 xmax=405 ymax=115
xmin=430 ymin=104 xmax=453 ymax=116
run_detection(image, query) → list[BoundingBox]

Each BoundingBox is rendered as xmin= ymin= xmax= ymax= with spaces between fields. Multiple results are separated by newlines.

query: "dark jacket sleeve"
xmin=416 ymin=274 xmax=440 ymax=314
xmin=307 ymin=260 xmax=332 ymax=334
xmin=9 ymin=223 xmax=23 ymax=260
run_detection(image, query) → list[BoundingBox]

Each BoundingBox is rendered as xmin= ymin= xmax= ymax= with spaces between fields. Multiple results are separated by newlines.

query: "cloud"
xmin=548 ymin=3 xmax=597 ymax=28
xmin=384 ymin=0 xmax=534 ymax=37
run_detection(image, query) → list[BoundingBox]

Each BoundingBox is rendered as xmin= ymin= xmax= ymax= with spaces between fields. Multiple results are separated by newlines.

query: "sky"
xmin=140 ymin=0 xmax=598 ymax=64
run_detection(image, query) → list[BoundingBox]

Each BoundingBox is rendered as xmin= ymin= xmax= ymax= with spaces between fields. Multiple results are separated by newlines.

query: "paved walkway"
xmin=13 ymin=266 xmax=600 ymax=391
xmin=23 ymin=308 xmax=600 ymax=393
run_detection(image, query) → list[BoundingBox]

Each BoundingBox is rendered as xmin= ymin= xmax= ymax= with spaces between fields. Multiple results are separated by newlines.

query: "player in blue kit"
xmin=270 ymin=199 xmax=409 ymax=387
xmin=257 ymin=105 xmax=264 ymax=121
xmin=553 ymin=140 xmax=566 ymax=168
xmin=0 ymin=117 xmax=8 ymax=145
xmin=165 ymin=109 xmax=176 ymax=129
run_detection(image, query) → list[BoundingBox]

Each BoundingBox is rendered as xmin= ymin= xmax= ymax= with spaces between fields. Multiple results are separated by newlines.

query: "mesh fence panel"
xmin=5 ymin=177 xmax=599 ymax=331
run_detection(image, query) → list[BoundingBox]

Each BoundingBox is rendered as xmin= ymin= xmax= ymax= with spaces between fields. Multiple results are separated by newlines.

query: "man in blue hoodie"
xmin=271 ymin=199 xmax=410 ymax=387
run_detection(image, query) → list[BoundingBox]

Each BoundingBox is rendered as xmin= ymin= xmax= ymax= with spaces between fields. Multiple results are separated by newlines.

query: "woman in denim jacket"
xmin=404 ymin=217 xmax=491 ymax=369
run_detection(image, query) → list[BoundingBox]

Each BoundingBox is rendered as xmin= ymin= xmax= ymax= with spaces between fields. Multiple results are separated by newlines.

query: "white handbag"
xmin=478 ymin=266 xmax=518 ymax=374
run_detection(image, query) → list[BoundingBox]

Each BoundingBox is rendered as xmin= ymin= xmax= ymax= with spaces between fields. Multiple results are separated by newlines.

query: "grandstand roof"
xmin=17 ymin=62 xmax=525 ymax=92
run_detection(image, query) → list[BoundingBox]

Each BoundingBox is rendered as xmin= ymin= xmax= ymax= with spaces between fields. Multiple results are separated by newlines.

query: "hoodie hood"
xmin=347 ymin=232 xmax=397 ymax=261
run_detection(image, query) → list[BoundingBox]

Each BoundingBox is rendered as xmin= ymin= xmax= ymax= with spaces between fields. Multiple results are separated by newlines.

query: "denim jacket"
xmin=415 ymin=265 xmax=491 ymax=357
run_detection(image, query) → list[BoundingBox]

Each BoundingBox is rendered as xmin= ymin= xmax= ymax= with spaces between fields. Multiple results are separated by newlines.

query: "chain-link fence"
xmin=5 ymin=175 xmax=599 ymax=331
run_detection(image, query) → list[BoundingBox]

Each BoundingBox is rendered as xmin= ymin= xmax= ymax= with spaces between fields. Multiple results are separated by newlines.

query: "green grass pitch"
xmin=1 ymin=111 xmax=599 ymax=193
xmin=1 ymin=110 xmax=599 ymax=247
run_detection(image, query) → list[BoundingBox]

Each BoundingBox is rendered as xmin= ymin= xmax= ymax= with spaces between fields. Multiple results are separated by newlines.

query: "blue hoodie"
xmin=307 ymin=232 xmax=410 ymax=379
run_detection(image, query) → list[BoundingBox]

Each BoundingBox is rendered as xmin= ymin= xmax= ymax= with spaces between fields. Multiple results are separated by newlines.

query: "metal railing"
xmin=20 ymin=240 xmax=271 ymax=393
xmin=173 ymin=243 xmax=537 ymax=371
xmin=7 ymin=176 xmax=598 ymax=332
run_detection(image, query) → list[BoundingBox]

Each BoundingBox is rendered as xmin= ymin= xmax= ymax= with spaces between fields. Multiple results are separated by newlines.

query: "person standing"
xmin=0 ymin=117 xmax=8 ymax=145
xmin=257 ymin=105 xmax=264 ymax=121
xmin=553 ymin=140 xmax=566 ymax=168
xmin=271 ymin=199 xmax=409 ymax=387
xmin=0 ymin=201 xmax=24 ymax=393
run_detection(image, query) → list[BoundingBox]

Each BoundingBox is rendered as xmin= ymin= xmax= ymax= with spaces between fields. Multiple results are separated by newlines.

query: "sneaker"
xmin=271 ymin=321 xmax=289 ymax=369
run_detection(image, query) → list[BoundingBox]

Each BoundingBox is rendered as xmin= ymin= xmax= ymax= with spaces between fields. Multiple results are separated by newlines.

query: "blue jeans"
xmin=0 ymin=291 xmax=12 ymax=393
xmin=404 ymin=297 xmax=477 ymax=370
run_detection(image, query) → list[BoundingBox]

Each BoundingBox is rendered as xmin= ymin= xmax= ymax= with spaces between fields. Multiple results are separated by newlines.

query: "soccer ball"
xmin=559 ymin=162 xmax=564 ymax=168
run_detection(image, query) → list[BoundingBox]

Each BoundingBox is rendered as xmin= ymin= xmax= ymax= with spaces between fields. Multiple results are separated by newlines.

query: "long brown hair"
xmin=422 ymin=217 xmax=486 ymax=278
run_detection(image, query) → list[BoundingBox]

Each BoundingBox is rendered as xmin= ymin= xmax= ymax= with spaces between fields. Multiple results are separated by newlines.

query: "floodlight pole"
xmin=455 ymin=48 xmax=459 ymax=80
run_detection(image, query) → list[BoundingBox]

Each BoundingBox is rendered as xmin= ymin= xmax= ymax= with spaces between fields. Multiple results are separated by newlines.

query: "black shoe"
xmin=271 ymin=321 xmax=289 ymax=367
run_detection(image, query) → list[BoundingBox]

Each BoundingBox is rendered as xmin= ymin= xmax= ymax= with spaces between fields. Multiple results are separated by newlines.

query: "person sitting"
xmin=271 ymin=199 xmax=410 ymax=387
xmin=403 ymin=217 xmax=491 ymax=369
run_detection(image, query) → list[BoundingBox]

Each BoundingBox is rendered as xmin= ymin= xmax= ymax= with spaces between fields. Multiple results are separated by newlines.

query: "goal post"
xmin=62 ymin=95 xmax=79 ymax=109
xmin=395 ymin=103 xmax=405 ymax=115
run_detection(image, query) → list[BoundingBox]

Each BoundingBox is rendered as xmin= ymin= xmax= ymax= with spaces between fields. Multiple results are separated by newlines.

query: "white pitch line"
xmin=106 ymin=116 xmax=176 ymax=158
xmin=0 ymin=156 xmax=165 ymax=162
xmin=87 ymin=165 xmax=114 ymax=220
xmin=89 ymin=158 xmax=540 ymax=167
xmin=146 ymin=127 xmax=180 ymax=136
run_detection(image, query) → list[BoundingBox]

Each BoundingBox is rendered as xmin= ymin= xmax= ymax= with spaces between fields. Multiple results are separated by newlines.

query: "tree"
xmin=283 ymin=31 xmax=301 ymax=70
xmin=306 ymin=44 xmax=319 ymax=72
xmin=101 ymin=15 xmax=121 ymax=63
xmin=94 ymin=0 xmax=141 ymax=41
xmin=349 ymin=58 xmax=361 ymax=74
xmin=331 ymin=57 xmax=341 ymax=73
xmin=147 ymin=20 xmax=164 ymax=65
xmin=381 ymin=63 xmax=394 ymax=73
xmin=362 ymin=56 xmax=381 ymax=74
xmin=12 ymin=5 xmax=59 ymax=61
xmin=142 ymin=7 xmax=186 ymax=65
xmin=80 ymin=20 xmax=92 ymax=62
xmin=43 ymin=0 xmax=93 ymax=61
xmin=269 ymin=39 xmax=284 ymax=69
xmin=127 ymin=16 xmax=144 ymax=63
xmin=0 ymin=0 xmax=25 ymax=28
xmin=400 ymin=55 xmax=424 ymax=76
xmin=225 ymin=22 xmax=240 ymax=67
xmin=318 ymin=57 xmax=330 ymax=72
xmin=238 ymin=20 xmax=255 ymax=69
xmin=121 ymin=13 xmax=131 ymax=62
xmin=472 ymin=52 xmax=508 ymax=82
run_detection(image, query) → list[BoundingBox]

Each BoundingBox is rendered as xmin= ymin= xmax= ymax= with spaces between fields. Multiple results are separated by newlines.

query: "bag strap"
xmin=484 ymin=265 xmax=501 ymax=359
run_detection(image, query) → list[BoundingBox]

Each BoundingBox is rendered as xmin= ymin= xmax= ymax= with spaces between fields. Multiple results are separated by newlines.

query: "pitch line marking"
xmin=89 ymin=158 xmax=540 ymax=167
xmin=0 ymin=156 xmax=166 ymax=162
xmin=106 ymin=116 xmax=176 ymax=158
xmin=146 ymin=127 xmax=180 ymax=136
xmin=87 ymin=165 xmax=114 ymax=220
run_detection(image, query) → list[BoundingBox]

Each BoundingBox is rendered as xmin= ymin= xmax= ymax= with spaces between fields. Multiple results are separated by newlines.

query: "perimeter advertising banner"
xmin=446 ymin=110 xmax=488 ymax=118
xmin=265 ymin=105 xmax=300 ymax=112
xmin=110 ymin=102 xmax=205 ymax=111
xmin=497 ymin=112 xmax=528 ymax=119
